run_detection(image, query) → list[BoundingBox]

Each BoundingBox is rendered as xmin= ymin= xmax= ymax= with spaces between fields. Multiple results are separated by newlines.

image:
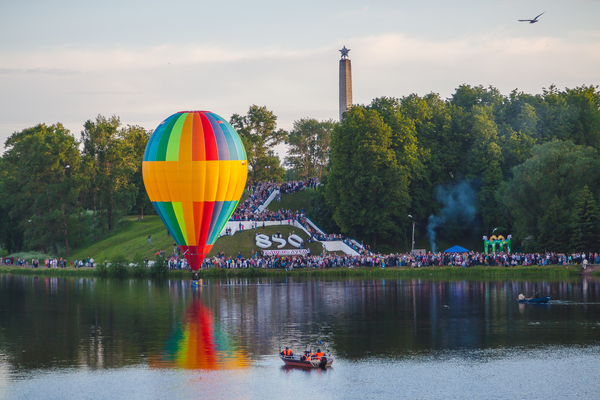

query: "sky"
xmin=1 ymin=0 xmax=599 ymax=158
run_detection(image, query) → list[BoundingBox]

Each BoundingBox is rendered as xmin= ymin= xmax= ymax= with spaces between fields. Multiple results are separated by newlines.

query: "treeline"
xmin=0 ymin=106 xmax=330 ymax=257
xmin=0 ymin=116 xmax=153 ymax=255
xmin=320 ymin=84 xmax=600 ymax=253
xmin=2 ymin=85 xmax=599 ymax=256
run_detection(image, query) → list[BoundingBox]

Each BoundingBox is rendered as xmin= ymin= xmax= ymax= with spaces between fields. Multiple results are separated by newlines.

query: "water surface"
xmin=1 ymin=275 xmax=599 ymax=399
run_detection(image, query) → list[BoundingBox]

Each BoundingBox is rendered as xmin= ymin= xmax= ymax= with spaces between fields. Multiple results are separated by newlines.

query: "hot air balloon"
xmin=142 ymin=111 xmax=247 ymax=270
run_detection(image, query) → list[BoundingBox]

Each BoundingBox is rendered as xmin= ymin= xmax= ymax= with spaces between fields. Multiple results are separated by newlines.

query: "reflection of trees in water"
xmin=0 ymin=275 xmax=188 ymax=371
xmin=0 ymin=275 xmax=599 ymax=372
xmin=194 ymin=277 xmax=600 ymax=360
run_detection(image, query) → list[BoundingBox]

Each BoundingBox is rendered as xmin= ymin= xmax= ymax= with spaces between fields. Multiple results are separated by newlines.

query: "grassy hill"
xmin=44 ymin=215 xmax=323 ymax=263
xmin=68 ymin=216 xmax=175 ymax=263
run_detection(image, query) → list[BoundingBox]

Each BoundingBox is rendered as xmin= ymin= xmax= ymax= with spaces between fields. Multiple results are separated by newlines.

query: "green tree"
xmin=285 ymin=118 xmax=336 ymax=181
xmin=81 ymin=115 xmax=139 ymax=237
xmin=497 ymin=140 xmax=600 ymax=249
xmin=121 ymin=125 xmax=153 ymax=218
xmin=538 ymin=195 xmax=570 ymax=252
xmin=255 ymin=152 xmax=285 ymax=182
xmin=230 ymin=105 xmax=287 ymax=185
xmin=326 ymin=106 xmax=410 ymax=247
xmin=397 ymin=94 xmax=458 ymax=227
xmin=467 ymin=106 xmax=505 ymax=231
xmin=0 ymin=123 xmax=89 ymax=255
xmin=570 ymin=185 xmax=600 ymax=253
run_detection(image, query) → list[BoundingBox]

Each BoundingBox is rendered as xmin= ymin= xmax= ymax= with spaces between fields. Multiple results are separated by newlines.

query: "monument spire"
xmin=339 ymin=46 xmax=352 ymax=121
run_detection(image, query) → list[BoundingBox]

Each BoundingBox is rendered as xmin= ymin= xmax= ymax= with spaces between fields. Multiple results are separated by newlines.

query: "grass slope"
xmin=267 ymin=189 xmax=316 ymax=214
xmin=55 ymin=215 xmax=322 ymax=263
xmin=68 ymin=216 xmax=174 ymax=263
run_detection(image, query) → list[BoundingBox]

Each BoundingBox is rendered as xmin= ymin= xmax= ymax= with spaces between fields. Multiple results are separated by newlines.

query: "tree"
xmin=230 ymin=105 xmax=287 ymax=185
xmin=394 ymin=94 xmax=454 ymax=221
xmin=254 ymin=152 xmax=285 ymax=182
xmin=497 ymin=140 xmax=600 ymax=249
xmin=81 ymin=115 xmax=138 ymax=237
xmin=121 ymin=125 xmax=153 ymax=218
xmin=326 ymin=106 xmax=410 ymax=247
xmin=467 ymin=106 xmax=505 ymax=231
xmin=285 ymin=118 xmax=336 ymax=181
xmin=0 ymin=123 xmax=89 ymax=255
xmin=570 ymin=185 xmax=600 ymax=253
xmin=538 ymin=195 xmax=570 ymax=252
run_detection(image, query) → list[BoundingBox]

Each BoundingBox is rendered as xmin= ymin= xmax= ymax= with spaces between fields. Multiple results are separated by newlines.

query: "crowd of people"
xmin=229 ymin=181 xmax=279 ymax=221
xmin=229 ymin=179 xmax=318 ymax=222
xmin=4 ymin=178 xmax=598 ymax=272
xmin=199 ymin=251 xmax=600 ymax=270
xmin=1 ymin=256 xmax=95 ymax=268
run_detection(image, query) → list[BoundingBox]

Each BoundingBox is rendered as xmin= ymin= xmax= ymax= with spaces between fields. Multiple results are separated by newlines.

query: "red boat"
xmin=280 ymin=343 xmax=334 ymax=368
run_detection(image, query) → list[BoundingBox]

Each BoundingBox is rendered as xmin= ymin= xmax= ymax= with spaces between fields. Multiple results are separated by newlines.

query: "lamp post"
xmin=408 ymin=215 xmax=415 ymax=253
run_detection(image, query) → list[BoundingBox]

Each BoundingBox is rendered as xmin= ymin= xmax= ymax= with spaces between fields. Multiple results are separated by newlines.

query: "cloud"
xmin=0 ymin=31 xmax=598 ymax=147
xmin=0 ymin=44 xmax=325 ymax=73
xmin=0 ymin=67 xmax=80 ymax=76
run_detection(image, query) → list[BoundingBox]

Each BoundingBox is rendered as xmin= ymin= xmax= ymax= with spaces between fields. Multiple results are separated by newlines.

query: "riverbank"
xmin=0 ymin=264 xmax=582 ymax=279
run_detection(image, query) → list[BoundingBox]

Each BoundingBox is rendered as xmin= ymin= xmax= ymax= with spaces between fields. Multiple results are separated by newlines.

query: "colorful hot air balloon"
xmin=142 ymin=111 xmax=247 ymax=270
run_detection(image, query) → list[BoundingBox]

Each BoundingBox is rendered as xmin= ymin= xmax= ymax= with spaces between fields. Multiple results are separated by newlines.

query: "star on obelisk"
xmin=339 ymin=46 xmax=350 ymax=60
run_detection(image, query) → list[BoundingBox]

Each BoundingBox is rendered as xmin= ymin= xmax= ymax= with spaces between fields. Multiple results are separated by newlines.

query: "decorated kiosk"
xmin=483 ymin=235 xmax=512 ymax=254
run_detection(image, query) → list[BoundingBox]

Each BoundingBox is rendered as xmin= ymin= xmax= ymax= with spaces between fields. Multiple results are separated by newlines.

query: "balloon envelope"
xmin=142 ymin=111 xmax=247 ymax=270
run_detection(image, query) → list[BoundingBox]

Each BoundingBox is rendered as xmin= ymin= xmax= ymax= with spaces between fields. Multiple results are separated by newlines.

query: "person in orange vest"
xmin=314 ymin=348 xmax=324 ymax=359
xmin=281 ymin=347 xmax=292 ymax=357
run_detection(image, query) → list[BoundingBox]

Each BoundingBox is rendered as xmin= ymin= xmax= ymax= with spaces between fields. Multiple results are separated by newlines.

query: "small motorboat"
xmin=280 ymin=342 xmax=334 ymax=368
xmin=517 ymin=295 xmax=550 ymax=303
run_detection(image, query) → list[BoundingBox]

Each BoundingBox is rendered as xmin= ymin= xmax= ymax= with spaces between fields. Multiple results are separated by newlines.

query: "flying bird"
xmin=519 ymin=12 xmax=544 ymax=24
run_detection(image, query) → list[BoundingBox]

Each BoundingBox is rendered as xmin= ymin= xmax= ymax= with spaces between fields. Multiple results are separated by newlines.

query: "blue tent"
xmin=443 ymin=245 xmax=470 ymax=253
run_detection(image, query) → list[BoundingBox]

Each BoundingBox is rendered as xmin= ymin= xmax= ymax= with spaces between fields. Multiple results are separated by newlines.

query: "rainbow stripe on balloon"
xmin=142 ymin=111 xmax=247 ymax=270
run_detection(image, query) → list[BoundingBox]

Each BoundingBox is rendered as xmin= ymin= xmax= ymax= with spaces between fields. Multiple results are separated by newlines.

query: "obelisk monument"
xmin=339 ymin=46 xmax=352 ymax=121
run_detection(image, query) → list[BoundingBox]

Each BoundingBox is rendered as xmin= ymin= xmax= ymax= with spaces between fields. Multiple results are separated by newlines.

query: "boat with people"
xmin=279 ymin=342 xmax=334 ymax=368
xmin=517 ymin=293 xmax=550 ymax=303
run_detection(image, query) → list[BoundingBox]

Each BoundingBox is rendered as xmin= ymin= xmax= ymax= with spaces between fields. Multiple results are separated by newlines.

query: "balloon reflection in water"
xmin=151 ymin=297 xmax=249 ymax=370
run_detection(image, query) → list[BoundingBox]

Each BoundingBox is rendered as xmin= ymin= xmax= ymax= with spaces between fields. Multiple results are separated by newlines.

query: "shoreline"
xmin=0 ymin=265 xmax=588 ymax=279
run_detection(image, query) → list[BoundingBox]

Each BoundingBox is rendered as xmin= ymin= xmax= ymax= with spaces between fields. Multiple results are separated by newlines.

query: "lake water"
xmin=1 ymin=275 xmax=599 ymax=399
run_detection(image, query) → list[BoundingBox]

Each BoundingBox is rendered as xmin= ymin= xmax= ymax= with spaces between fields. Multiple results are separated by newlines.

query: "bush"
xmin=96 ymin=261 xmax=108 ymax=277
xmin=150 ymin=256 xmax=168 ymax=278
xmin=7 ymin=251 xmax=49 ymax=264
xmin=130 ymin=260 xmax=148 ymax=278
xmin=108 ymin=254 xmax=129 ymax=278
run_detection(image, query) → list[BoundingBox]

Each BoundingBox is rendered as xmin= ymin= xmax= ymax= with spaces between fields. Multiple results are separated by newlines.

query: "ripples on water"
xmin=1 ymin=275 xmax=599 ymax=399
